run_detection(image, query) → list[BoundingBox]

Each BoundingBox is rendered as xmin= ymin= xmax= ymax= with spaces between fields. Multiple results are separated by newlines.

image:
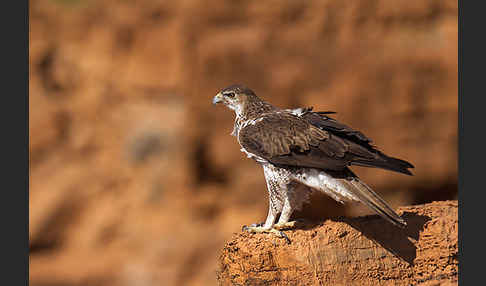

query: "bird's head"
xmin=212 ymin=84 xmax=259 ymax=115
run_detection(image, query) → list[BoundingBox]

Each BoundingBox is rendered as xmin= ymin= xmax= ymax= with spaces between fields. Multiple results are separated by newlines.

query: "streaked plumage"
xmin=213 ymin=84 xmax=414 ymax=236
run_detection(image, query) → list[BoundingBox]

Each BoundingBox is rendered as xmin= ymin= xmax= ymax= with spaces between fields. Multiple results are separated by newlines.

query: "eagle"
xmin=212 ymin=84 xmax=414 ymax=240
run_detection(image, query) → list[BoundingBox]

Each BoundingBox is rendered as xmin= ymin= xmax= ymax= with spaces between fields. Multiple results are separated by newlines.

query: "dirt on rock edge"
xmin=218 ymin=200 xmax=458 ymax=286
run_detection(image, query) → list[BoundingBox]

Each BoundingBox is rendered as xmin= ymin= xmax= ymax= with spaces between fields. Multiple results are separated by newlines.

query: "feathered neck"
xmin=239 ymin=97 xmax=277 ymax=120
xmin=231 ymin=97 xmax=277 ymax=136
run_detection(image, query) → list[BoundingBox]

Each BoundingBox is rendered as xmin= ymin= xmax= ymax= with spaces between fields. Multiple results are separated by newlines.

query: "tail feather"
xmin=344 ymin=176 xmax=406 ymax=228
xmin=352 ymin=155 xmax=415 ymax=176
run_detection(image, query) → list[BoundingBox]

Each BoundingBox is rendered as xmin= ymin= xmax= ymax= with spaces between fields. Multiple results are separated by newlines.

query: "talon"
xmin=268 ymin=228 xmax=291 ymax=244
xmin=280 ymin=231 xmax=291 ymax=244
xmin=242 ymin=225 xmax=292 ymax=243
xmin=243 ymin=222 xmax=264 ymax=232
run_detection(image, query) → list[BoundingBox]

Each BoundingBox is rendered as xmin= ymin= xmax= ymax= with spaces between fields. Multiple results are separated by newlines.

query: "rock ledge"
xmin=218 ymin=200 xmax=458 ymax=286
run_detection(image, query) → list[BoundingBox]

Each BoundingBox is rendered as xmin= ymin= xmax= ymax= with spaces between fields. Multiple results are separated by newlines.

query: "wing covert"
xmin=238 ymin=112 xmax=364 ymax=171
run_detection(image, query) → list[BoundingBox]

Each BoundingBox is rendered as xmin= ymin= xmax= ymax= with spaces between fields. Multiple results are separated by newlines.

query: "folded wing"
xmin=238 ymin=111 xmax=414 ymax=175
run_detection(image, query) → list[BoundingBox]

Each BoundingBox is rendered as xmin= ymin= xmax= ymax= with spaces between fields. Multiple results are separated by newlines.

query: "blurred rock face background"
xmin=29 ymin=0 xmax=457 ymax=285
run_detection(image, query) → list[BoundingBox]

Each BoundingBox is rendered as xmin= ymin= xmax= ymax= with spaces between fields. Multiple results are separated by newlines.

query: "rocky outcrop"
xmin=218 ymin=201 xmax=458 ymax=286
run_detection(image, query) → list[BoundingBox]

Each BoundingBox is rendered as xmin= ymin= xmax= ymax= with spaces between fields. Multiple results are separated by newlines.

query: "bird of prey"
xmin=212 ymin=84 xmax=414 ymax=239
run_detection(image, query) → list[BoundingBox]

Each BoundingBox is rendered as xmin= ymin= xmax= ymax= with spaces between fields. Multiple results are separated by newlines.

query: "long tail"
xmin=343 ymin=171 xmax=407 ymax=228
xmin=352 ymin=154 xmax=415 ymax=176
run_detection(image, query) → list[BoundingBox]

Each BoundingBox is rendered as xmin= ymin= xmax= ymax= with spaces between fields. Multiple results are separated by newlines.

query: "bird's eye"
xmin=225 ymin=92 xmax=236 ymax=98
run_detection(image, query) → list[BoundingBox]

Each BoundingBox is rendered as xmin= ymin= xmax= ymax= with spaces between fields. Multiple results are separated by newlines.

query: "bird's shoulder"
xmin=239 ymin=110 xmax=327 ymax=139
xmin=237 ymin=110 xmax=329 ymax=158
xmin=240 ymin=110 xmax=302 ymax=129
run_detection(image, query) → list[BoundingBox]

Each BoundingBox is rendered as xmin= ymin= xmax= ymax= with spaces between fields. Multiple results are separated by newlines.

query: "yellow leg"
xmin=273 ymin=220 xmax=298 ymax=230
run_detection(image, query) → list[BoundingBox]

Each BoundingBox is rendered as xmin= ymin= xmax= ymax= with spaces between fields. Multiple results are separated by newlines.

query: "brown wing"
xmin=239 ymin=111 xmax=414 ymax=175
xmin=238 ymin=112 xmax=378 ymax=171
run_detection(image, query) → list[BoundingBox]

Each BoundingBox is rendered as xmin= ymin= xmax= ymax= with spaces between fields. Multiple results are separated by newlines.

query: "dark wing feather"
xmin=301 ymin=111 xmax=414 ymax=175
xmin=300 ymin=111 xmax=374 ymax=148
xmin=239 ymin=111 xmax=414 ymax=175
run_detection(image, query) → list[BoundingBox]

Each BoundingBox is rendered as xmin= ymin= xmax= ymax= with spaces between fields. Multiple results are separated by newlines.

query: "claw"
xmin=278 ymin=230 xmax=291 ymax=244
xmin=242 ymin=222 xmax=264 ymax=232
xmin=250 ymin=222 xmax=264 ymax=227
xmin=242 ymin=224 xmax=292 ymax=244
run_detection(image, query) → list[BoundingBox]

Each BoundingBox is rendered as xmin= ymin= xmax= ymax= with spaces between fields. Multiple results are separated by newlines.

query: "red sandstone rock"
xmin=218 ymin=201 xmax=458 ymax=286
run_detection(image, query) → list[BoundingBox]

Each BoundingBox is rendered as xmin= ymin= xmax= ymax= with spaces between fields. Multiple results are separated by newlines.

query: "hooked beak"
xmin=212 ymin=92 xmax=224 ymax=105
